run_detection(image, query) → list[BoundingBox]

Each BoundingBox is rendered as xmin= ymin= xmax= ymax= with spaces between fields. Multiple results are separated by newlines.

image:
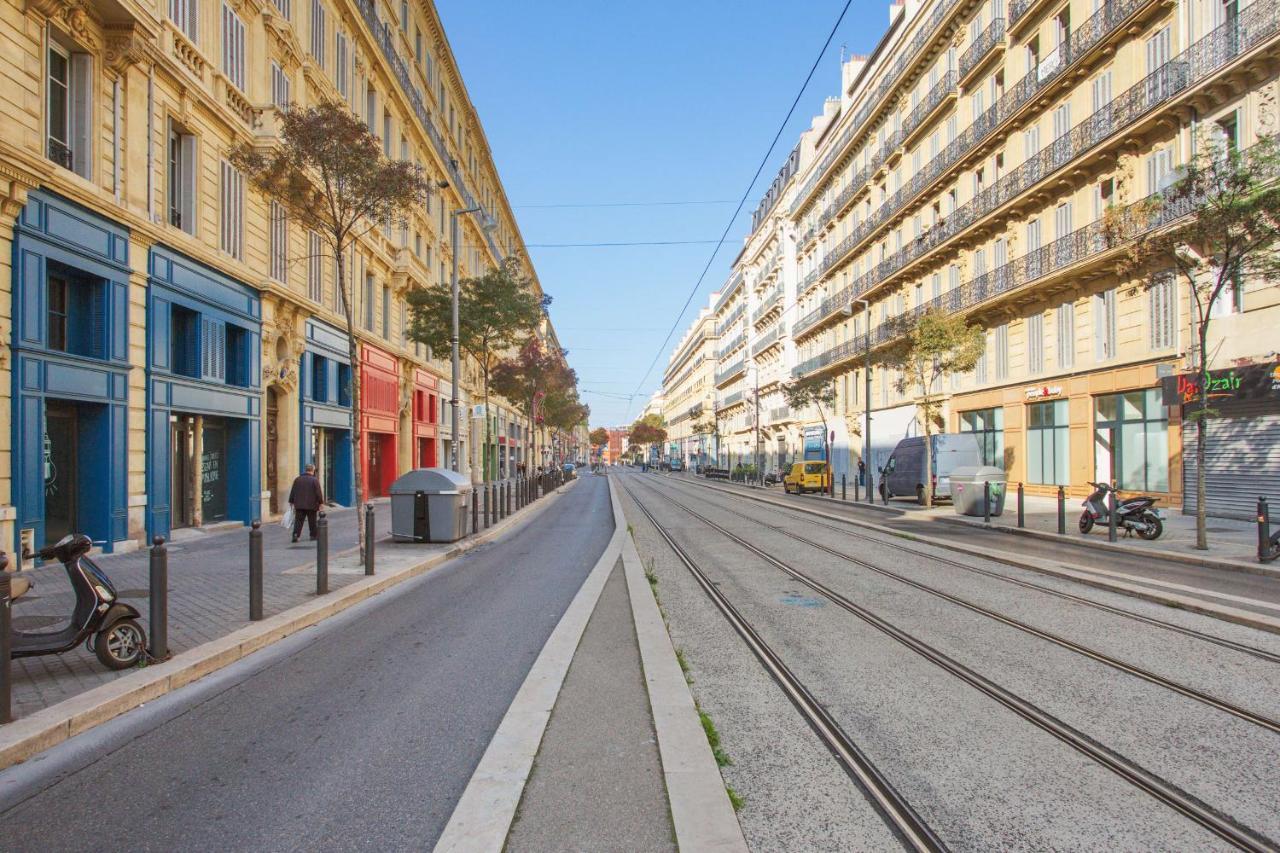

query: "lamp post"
xmin=854 ymin=298 xmax=872 ymax=502
xmin=449 ymin=204 xmax=498 ymax=477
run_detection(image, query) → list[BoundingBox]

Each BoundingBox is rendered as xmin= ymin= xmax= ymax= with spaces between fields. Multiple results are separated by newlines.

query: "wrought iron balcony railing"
xmin=959 ymin=17 xmax=1006 ymax=81
xmin=715 ymin=359 xmax=747 ymax=387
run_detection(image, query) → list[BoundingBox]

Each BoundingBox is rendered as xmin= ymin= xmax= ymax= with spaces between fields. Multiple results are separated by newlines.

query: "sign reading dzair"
xmin=1160 ymin=361 xmax=1280 ymax=407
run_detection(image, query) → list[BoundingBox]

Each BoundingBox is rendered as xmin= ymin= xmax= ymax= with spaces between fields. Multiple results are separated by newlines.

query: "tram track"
xmin=623 ymin=475 xmax=1279 ymax=853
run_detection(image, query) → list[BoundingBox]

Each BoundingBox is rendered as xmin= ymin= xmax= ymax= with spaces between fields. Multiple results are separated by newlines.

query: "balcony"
xmin=959 ymin=18 xmax=1006 ymax=85
xmin=769 ymin=406 xmax=792 ymax=423
xmin=714 ymin=271 xmax=745 ymax=313
xmin=752 ymin=285 xmax=783 ymax=325
xmin=715 ymin=358 xmax=747 ymax=388
xmin=902 ymin=70 xmax=958 ymax=149
xmin=752 ymin=324 xmax=785 ymax=357
xmin=717 ymin=389 xmax=746 ymax=410
xmin=716 ymin=330 xmax=746 ymax=360
xmin=716 ymin=301 xmax=745 ymax=334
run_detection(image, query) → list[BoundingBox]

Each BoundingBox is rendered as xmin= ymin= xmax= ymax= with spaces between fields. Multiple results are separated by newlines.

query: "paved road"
xmin=0 ymin=476 xmax=613 ymax=852
xmin=620 ymin=471 xmax=1280 ymax=850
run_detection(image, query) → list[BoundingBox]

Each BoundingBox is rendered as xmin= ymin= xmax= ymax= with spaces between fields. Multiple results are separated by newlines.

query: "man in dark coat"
xmin=288 ymin=464 xmax=325 ymax=542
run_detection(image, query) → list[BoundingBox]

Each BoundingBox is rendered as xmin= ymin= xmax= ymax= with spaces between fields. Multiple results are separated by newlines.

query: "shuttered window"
xmin=271 ymin=62 xmax=290 ymax=109
xmin=1057 ymin=302 xmax=1075 ymax=368
xmin=1149 ymin=275 xmax=1176 ymax=349
xmin=335 ymin=31 xmax=349 ymax=97
xmin=202 ymin=318 xmax=226 ymax=381
xmin=269 ymin=201 xmax=288 ymax=281
xmin=222 ymin=4 xmax=246 ymax=91
xmin=1094 ymin=288 xmax=1117 ymax=360
xmin=310 ymin=0 xmax=325 ymax=66
xmin=995 ymin=323 xmax=1009 ymax=380
xmin=220 ymin=160 xmax=244 ymax=259
xmin=308 ymin=231 xmax=324 ymax=302
xmin=171 ymin=0 xmax=197 ymax=39
xmin=1027 ymin=313 xmax=1044 ymax=374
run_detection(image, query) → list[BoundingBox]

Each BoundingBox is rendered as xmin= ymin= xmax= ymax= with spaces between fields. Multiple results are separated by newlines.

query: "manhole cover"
xmin=115 ymin=588 xmax=151 ymax=598
xmin=13 ymin=614 xmax=61 ymax=630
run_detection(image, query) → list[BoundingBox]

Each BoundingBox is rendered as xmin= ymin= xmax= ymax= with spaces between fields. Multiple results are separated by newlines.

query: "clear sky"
xmin=436 ymin=0 xmax=887 ymax=427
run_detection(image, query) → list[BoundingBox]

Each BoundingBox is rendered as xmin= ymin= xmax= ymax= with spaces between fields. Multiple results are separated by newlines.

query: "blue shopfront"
xmin=146 ymin=247 xmax=262 ymax=538
xmin=11 ymin=191 xmax=130 ymax=554
xmin=301 ymin=318 xmax=354 ymax=506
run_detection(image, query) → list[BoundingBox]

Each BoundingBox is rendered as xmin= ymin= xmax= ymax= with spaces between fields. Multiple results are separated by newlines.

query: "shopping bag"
xmin=281 ymin=506 xmax=295 ymax=530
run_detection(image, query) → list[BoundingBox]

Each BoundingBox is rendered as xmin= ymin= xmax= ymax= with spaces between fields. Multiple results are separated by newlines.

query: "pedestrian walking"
xmin=288 ymin=464 xmax=325 ymax=543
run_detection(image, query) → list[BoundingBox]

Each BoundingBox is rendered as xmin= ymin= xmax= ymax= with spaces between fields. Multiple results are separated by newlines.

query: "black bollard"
xmin=364 ymin=503 xmax=376 ymax=576
xmin=149 ymin=535 xmax=168 ymax=660
xmin=1258 ymin=497 xmax=1273 ymax=562
xmin=249 ymin=521 xmax=264 ymax=621
xmin=317 ymin=511 xmax=329 ymax=595
xmin=855 ymin=477 xmax=861 ymax=502
xmin=0 ymin=557 xmax=11 ymax=723
xmin=1057 ymin=485 xmax=1066 ymax=535
xmin=983 ymin=481 xmax=992 ymax=525
xmin=842 ymin=474 xmax=847 ymax=501
xmin=1108 ymin=485 xmax=1118 ymax=542
xmin=508 ymin=480 xmax=514 ymax=515
xmin=484 ymin=485 xmax=491 ymax=529
xmin=1017 ymin=483 xmax=1025 ymax=528
xmin=471 ymin=489 xmax=479 ymax=535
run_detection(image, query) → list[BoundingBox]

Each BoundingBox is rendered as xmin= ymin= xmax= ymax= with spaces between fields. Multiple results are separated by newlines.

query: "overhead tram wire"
xmin=624 ymin=0 xmax=857 ymax=422
xmin=514 ymin=199 xmax=738 ymax=210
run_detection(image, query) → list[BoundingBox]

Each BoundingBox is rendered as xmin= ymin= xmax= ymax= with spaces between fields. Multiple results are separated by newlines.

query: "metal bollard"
xmin=249 ymin=521 xmax=264 ymax=621
xmin=484 ymin=485 xmax=491 ymax=529
xmin=1057 ymin=486 xmax=1066 ymax=535
xmin=1258 ymin=497 xmax=1276 ymax=563
xmin=501 ymin=482 xmax=508 ymax=519
xmin=855 ymin=477 xmax=861 ymax=503
xmin=317 ymin=511 xmax=329 ymax=595
xmin=364 ymin=503 xmax=376 ymax=576
xmin=983 ymin=481 xmax=992 ymax=525
xmin=1108 ymin=486 xmax=1118 ymax=542
xmin=471 ymin=489 xmax=479 ymax=535
xmin=842 ymin=474 xmax=847 ymax=501
xmin=149 ymin=535 xmax=168 ymax=660
xmin=508 ymin=480 xmax=514 ymax=515
xmin=0 ymin=558 xmax=11 ymax=723
xmin=1017 ymin=483 xmax=1025 ymax=528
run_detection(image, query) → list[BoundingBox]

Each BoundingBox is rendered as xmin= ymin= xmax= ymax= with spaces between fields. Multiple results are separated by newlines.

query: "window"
xmin=335 ymin=31 xmax=349 ymax=97
xmin=222 ymin=4 xmax=246 ymax=91
xmin=271 ymin=62 xmax=290 ymax=109
xmin=200 ymin=318 xmax=226 ymax=381
xmin=311 ymin=354 xmax=328 ymax=401
xmin=220 ymin=160 xmax=244 ymax=259
xmin=1094 ymin=178 xmax=1114 ymax=218
xmin=171 ymin=304 xmax=200 ymax=377
xmin=414 ymin=26 xmax=422 ymax=63
xmin=224 ymin=324 xmax=251 ymax=386
xmin=1054 ymin=202 xmax=1072 ymax=239
xmin=365 ymin=84 xmax=377 ymax=131
xmin=381 ymin=284 xmax=390 ymax=338
xmin=1214 ymin=111 xmax=1239 ymax=158
xmin=1147 ymin=147 xmax=1174 ymax=194
xmin=1052 ymin=103 xmax=1071 ymax=141
xmin=1147 ymin=26 xmax=1171 ymax=74
xmin=1149 ymin=275 xmax=1176 ymax=349
xmin=271 ymin=0 xmax=290 ymax=19
xmin=310 ymin=0 xmax=325 ymax=66
xmin=363 ymin=272 xmax=375 ymax=330
xmin=1094 ymin=390 xmax=1168 ymax=491
xmin=171 ymin=0 xmax=198 ymax=40
xmin=1209 ymin=264 xmax=1245 ymax=316
xmin=46 ymin=42 xmax=92 ymax=179
xmin=994 ymin=323 xmax=1009 ymax=379
xmin=1027 ymin=400 xmax=1069 ymax=485
xmin=383 ymin=110 xmax=392 ymax=156
xmin=1094 ymin=288 xmax=1116 ymax=360
xmin=399 ymin=0 xmax=407 ymax=29
xmin=960 ymin=407 xmax=1004 ymax=467
xmin=270 ymin=201 xmax=288 ymax=281
xmin=1057 ymin=301 xmax=1075 ymax=368
xmin=45 ymin=268 xmax=105 ymax=358
xmin=1027 ymin=313 xmax=1044 ymax=374
xmin=975 ymin=334 xmax=989 ymax=384
xmin=337 ymin=363 xmax=352 ymax=406
xmin=1092 ymin=70 xmax=1112 ymax=114
xmin=308 ymin=232 xmax=323 ymax=302
xmin=168 ymin=121 xmax=196 ymax=233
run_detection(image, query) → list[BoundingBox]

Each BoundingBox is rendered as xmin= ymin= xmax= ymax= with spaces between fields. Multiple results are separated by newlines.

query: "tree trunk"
xmin=1195 ymin=321 xmax=1209 ymax=550
xmin=482 ymin=360 xmax=492 ymax=483
xmin=922 ymin=392 xmax=934 ymax=508
xmin=335 ymin=249 xmax=367 ymax=564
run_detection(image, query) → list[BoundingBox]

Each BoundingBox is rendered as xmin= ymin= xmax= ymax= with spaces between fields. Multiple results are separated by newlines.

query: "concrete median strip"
xmin=0 ymin=480 xmax=578 ymax=772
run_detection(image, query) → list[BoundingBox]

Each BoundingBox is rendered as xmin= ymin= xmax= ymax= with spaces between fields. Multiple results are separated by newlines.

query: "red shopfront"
xmin=412 ymin=368 xmax=439 ymax=468
xmin=360 ymin=343 xmax=400 ymax=499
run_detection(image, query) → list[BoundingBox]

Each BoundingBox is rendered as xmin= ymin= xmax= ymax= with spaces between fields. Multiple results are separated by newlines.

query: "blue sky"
xmin=437 ymin=1 xmax=886 ymax=427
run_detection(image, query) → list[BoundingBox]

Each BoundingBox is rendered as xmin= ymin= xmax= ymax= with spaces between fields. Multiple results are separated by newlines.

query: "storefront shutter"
xmin=1182 ymin=399 xmax=1280 ymax=519
xmin=88 ymin=281 xmax=107 ymax=358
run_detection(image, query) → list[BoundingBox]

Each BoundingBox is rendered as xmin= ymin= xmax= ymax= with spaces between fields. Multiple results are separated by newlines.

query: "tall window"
xmin=171 ymin=0 xmax=198 ymax=39
xmin=310 ymin=0 xmax=325 ymax=66
xmin=168 ymin=120 xmax=196 ymax=233
xmin=1147 ymin=147 xmax=1174 ymax=194
xmin=1057 ymin=301 xmax=1075 ymax=368
xmin=269 ymin=201 xmax=288 ymax=281
xmin=975 ymin=333 xmax=989 ymax=384
xmin=1094 ymin=390 xmax=1168 ymax=491
xmin=1027 ymin=313 xmax=1044 ymax=374
xmin=308 ymin=231 xmax=323 ymax=302
xmin=960 ymin=407 xmax=1004 ymax=467
xmin=1094 ymin=288 xmax=1116 ymax=360
xmin=46 ymin=42 xmax=92 ymax=179
xmin=994 ymin=323 xmax=1009 ymax=379
xmin=1055 ymin=202 xmax=1072 ymax=239
xmin=45 ymin=269 xmax=105 ymax=359
xmin=335 ymin=31 xmax=349 ymax=97
xmin=381 ymin=284 xmax=390 ymax=338
xmin=1149 ymin=274 xmax=1176 ymax=349
xmin=1028 ymin=400 xmax=1069 ymax=485
xmin=222 ymin=5 xmax=246 ymax=91
xmin=363 ymin=272 xmax=375 ymax=330
xmin=271 ymin=62 xmax=290 ymax=109
xmin=220 ymin=160 xmax=244 ymax=259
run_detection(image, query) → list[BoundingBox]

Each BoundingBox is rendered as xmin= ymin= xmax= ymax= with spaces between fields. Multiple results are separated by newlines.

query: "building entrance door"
xmin=171 ymin=416 xmax=196 ymax=529
xmin=44 ymin=401 xmax=78 ymax=545
xmin=368 ymin=433 xmax=386 ymax=497
xmin=266 ymin=389 xmax=279 ymax=515
xmin=201 ymin=419 xmax=228 ymax=523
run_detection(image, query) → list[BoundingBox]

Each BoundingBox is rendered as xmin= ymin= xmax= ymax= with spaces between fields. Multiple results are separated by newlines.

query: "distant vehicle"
xmin=783 ymin=461 xmax=830 ymax=495
xmin=668 ymin=459 xmax=683 ymax=472
xmin=562 ymin=462 xmax=576 ymax=473
xmin=880 ymin=434 xmax=985 ymax=504
xmin=763 ymin=468 xmax=785 ymax=485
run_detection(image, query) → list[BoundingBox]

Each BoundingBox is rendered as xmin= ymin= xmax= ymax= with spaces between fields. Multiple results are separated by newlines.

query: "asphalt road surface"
xmin=0 ymin=476 xmax=613 ymax=852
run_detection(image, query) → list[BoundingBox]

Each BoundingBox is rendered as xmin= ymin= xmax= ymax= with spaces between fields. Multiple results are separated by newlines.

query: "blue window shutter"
xmin=89 ymin=281 xmax=107 ymax=358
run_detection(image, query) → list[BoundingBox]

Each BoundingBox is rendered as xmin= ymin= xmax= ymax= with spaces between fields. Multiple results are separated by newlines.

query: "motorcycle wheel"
xmin=1139 ymin=515 xmax=1164 ymax=541
xmin=1078 ymin=512 xmax=1095 ymax=534
xmin=95 ymin=619 xmax=146 ymax=670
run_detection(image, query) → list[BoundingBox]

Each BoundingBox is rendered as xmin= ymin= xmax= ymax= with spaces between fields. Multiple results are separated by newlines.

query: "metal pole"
xmin=149 ymin=535 xmax=168 ymax=660
xmin=0 ymin=559 xmax=11 ymax=723
xmin=1057 ymin=486 xmax=1066 ymax=535
xmin=249 ymin=521 xmax=264 ymax=621
xmin=842 ymin=474 xmax=847 ymax=501
xmin=484 ymin=485 xmax=491 ymax=529
xmin=1017 ymin=483 xmax=1025 ymax=528
xmin=1108 ymin=483 xmax=1118 ymax=542
xmin=1257 ymin=497 xmax=1271 ymax=562
xmin=471 ymin=489 xmax=479 ymax=535
xmin=450 ymin=211 xmax=461 ymax=473
xmin=855 ymin=476 xmax=860 ymax=502
xmin=863 ymin=302 xmax=872 ymax=506
xmin=364 ymin=503 xmax=376 ymax=575
xmin=508 ymin=480 xmax=514 ymax=514
xmin=317 ymin=511 xmax=329 ymax=595
xmin=983 ymin=481 xmax=991 ymax=525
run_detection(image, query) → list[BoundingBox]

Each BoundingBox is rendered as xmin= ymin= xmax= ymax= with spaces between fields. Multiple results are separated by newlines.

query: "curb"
xmin=685 ymin=478 xmax=1280 ymax=636
xmin=617 ymin=482 xmax=749 ymax=853
xmin=0 ymin=480 xmax=577 ymax=772
xmin=434 ymin=477 xmax=621 ymax=853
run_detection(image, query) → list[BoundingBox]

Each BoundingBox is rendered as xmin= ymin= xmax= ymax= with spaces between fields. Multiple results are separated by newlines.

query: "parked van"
xmin=880 ymin=434 xmax=988 ymax=503
xmin=783 ymin=461 xmax=830 ymax=495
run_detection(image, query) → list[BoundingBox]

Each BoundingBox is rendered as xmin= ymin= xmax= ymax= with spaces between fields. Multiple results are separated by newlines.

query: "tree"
xmin=1106 ymin=134 xmax=1280 ymax=549
xmin=884 ymin=308 xmax=985 ymax=506
xmin=231 ymin=101 xmax=431 ymax=561
xmin=783 ymin=376 xmax=839 ymax=489
xmin=491 ymin=336 xmax=572 ymax=473
xmin=589 ymin=427 xmax=609 ymax=451
xmin=407 ymin=256 xmax=549 ymax=482
xmin=628 ymin=414 xmax=667 ymax=463
xmin=690 ymin=414 xmax=721 ymax=467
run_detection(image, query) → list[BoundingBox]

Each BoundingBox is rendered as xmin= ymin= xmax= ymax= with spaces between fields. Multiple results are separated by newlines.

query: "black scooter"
xmin=1079 ymin=481 xmax=1164 ymax=540
xmin=4 ymin=534 xmax=147 ymax=670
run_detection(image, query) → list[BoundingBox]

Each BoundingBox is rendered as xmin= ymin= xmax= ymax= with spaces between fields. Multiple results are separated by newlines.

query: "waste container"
xmin=950 ymin=466 xmax=1007 ymax=517
xmin=389 ymin=468 xmax=472 ymax=542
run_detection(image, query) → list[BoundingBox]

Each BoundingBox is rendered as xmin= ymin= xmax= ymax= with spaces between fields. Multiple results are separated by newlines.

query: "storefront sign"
xmin=1024 ymin=385 xmax=1063 ymax=400
xmin=1161 ymin=361 xmax=1280 ymax=407
xmin=803 ymin=425 xmax=825 ymax=460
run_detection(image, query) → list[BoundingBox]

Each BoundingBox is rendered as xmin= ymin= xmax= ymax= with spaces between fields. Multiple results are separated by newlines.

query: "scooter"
xmin=1079 ymin=482 xmax=1164 ymax=540
xmin=4 ymin=534 xmax=147 ymax=670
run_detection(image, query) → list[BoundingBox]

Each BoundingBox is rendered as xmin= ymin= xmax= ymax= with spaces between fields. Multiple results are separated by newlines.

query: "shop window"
xmin=224 ymin=325 xmax=251 ymax=386
xmin=46 ymin=40 xmax=92 ymax=179
xmin=311 ymin=354 xmax=328 ymax=401
xmin=170 ymin=304 xmax=200 ymax=377
xmin=960 ymin=407 xmax=1004 ymax=467
xmin=1027 ymin=400 xmax=1068 ymax=485
xmin=337 ymin=362 xmax=352 ymax=406
xmin=46 ymin=267 xmax=106 ymax=359
xmin=1094 ymin=390 xmax=1168 ymax=491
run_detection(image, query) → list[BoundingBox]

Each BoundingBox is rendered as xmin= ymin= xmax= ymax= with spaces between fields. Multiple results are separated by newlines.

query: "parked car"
xmin=668 ymin=459 xmax=683 ymax=472
xmin=783 ymin=461 xmax=830 ymax=495
xmin=880 ymin=434 xmax=988 ymax=504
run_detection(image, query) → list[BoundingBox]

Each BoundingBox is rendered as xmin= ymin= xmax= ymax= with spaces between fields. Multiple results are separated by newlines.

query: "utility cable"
xmin=514 ymin=199 xmax=737 ymax=209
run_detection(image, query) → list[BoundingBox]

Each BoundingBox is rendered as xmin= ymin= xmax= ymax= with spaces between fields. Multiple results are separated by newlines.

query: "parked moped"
xmin=1079 ymin=481 xmax=1164 ymax=540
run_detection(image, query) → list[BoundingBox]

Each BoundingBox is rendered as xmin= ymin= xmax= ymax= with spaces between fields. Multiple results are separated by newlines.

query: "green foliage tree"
xmin=783 ymin=376 xmax=838 ymax=476
xmin=628 ymin=413 xmax=668 ymax=452
xmin=491 ymin=337 xmax=568 ymax=473
xmin=407 ymin=256 xmax=549 ymax=481
xmin=690 ymin=413 xmax=721 ymax=467
xmin=1106 ymin=134 xmax=1280 ymax=548
xmin=231 ymin=101 xmax=432 ymax=558
xmin=588 ymin=427 xmax=609 ymax=450
xmin=885 ymin=308 xmax=985 ymax=506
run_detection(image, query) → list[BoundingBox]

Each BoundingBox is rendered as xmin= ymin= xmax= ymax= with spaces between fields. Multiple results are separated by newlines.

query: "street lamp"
xmin=853 ymin=298 xmax=871 ymax=502
xmin=449 ymin=202 xmax=498 ymax=477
